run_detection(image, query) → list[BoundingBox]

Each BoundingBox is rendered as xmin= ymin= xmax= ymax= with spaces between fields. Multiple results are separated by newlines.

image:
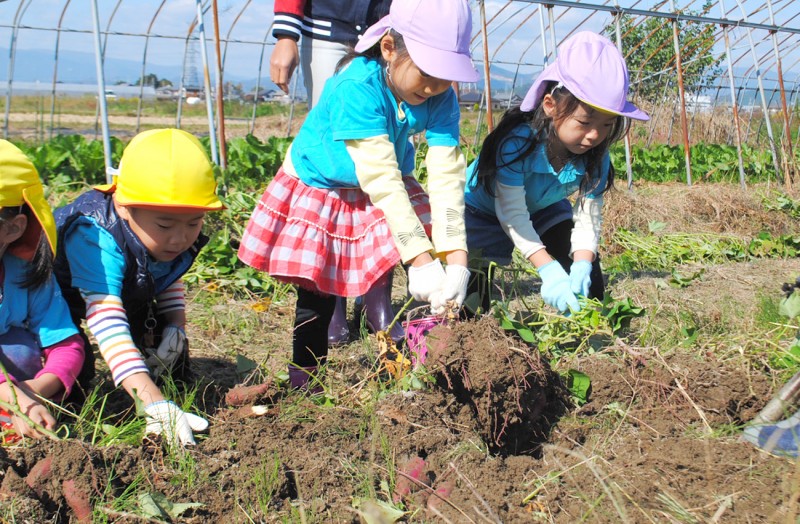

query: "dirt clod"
xmin=425 ymin=316 xmax=570 ymax=453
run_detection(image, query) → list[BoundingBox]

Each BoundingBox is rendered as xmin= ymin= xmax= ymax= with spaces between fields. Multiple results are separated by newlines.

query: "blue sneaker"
xmin=742 ymin=417 xmax=800 ymax=457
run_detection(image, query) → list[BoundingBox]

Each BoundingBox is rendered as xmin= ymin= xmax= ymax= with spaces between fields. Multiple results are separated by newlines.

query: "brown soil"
xmin=2 ymin=181 xmax=800 ymax=522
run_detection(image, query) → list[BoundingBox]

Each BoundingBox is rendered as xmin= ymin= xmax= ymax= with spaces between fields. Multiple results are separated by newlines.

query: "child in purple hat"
xmin=463 ymin=31 xmax=649 ymax=314
xmin=238 ymin=0 xmax=479 ymax=391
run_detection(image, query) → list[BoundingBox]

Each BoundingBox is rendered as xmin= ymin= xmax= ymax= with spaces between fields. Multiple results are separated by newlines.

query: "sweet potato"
xmin=392 ymin=456 xmax=427 ymax=504
xmin=225 ymin=383 xmax=270 ymax=407
xmin=62 ymin=479 xmax=92 ymax=522
xmin=24 ymin=456 xmax=52 ymax=496
xmin=426 ymin=478 xmax=454 ymax=512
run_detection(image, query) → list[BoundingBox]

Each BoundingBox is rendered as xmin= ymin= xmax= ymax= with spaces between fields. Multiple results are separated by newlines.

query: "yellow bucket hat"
xmin=0 ymin=140 xmax=57 ymax=259
xmin=96 ymin=128 xmax=223 ymax=210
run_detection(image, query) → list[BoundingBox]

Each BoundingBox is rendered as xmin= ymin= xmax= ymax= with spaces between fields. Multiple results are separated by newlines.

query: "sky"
xmin=0 ymin=0 xmax=798 ymax=88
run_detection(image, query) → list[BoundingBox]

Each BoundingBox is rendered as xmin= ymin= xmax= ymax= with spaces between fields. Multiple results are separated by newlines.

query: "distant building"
xmin=458 ymin=90 xmax=522 ymax=110
xmin=686 ymin=94 xmax=713 ymax=113
xmin=0 ymin=81 xmax=156 ymax=99
xmin=243 ymin=89 xmax=276 ymax=102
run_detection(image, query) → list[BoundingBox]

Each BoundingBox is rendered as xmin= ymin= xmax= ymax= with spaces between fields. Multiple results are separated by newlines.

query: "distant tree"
xmin=606 ymin=1 xmax=722 ymax=103
xmin=224 ymin=81 xmax=245 ymax=100
xmin=133 ymin=74 xmax=173 ymax=88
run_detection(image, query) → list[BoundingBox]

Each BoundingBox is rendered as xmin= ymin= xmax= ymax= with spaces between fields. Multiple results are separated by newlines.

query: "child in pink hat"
xmin=464 ymin=31 xmax=649 ymax=314
xmin=238 ymin=0 xmax=478 ymax=391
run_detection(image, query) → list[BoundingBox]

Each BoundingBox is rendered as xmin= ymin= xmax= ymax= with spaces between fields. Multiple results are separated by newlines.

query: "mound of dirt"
xmin=544 ymin=351 xmax=786 ymax=523
xmin=424 ymin=316 xmax=570 ymax=454
xmin=603 ymin=182 xmax=797 ymax=254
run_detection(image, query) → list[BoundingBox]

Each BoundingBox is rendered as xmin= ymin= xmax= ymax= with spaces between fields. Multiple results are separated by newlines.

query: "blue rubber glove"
xmin=539 ymin=261 xmax=580 ymax=313
xmin=569 ymin=260 xmax=593 ymax=297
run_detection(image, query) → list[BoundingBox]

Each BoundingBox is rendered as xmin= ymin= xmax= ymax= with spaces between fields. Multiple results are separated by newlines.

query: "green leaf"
xmin=138 ymin=492 xmax=203 ymax=520
xmin=770 ymin=340 xmax=800 ymax=370
xmin=236 ymin=354 xmax=259 ymax=375
xmin=566 ymin=369 xmax=591 ymax=405
xmin=780 ymin=291 xmax=800 ymax=320
xmin=463 ymin=291 xmax=483 ymax=315
xmin=351 ymin=498 xmax=406 ymax=524
xmin=516 ymin=327 xmax=536 ymax=343
xmin=138 ymin=492 xmax=169 ymax=519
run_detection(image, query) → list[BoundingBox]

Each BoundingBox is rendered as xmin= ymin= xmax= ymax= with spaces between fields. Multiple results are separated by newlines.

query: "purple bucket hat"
xmin=521 ymin=31 xmax=649 ymax=121
xmin=354 ymin=0 xmax=480 ymax=83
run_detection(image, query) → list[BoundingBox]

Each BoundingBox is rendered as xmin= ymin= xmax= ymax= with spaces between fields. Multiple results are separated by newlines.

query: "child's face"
xmin=544 ymin=96 xmax=619 ymax=157
xmin=0 ymin=212 xmax=26 ymax=256
xmin=122 ymin=206 xmax=205 ymax=262
xmin=381 ymin=36 xmax=452 ymax=106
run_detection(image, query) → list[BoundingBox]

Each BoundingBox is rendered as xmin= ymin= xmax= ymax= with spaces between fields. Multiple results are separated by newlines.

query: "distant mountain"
xmin=0 ymin=47 xmax=280 ymax=91
xmin=0 ymin=47 xmax=180 ymax=85
xmin=2 ymin=47 xmax=531 ymax=93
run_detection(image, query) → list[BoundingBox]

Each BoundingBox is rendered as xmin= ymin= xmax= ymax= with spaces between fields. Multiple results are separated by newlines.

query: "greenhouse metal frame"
xmin=1 ymin=0 xmax=798 ymax=187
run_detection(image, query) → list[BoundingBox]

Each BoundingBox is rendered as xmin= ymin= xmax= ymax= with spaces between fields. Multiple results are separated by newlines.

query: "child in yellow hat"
xmin=0 ymin=140 xmax=85 ymax=442
xmin=53 ymin=128 xmax=223 ymax=447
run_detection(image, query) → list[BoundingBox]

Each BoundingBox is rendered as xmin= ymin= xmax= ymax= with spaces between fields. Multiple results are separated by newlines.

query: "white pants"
xmin=300 ymin=37 xmax=349 ymax=109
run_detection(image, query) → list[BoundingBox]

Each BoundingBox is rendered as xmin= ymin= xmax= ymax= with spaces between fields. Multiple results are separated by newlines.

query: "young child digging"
xmin=464 ymin=31 xmax=649 ymax=315
xmin=238 ymin=0 xmax=479 ymax=391
xmin=0 ymin=140 xmax=85 ymax=442
xmin=54 ymin=128 xmax=222 ymax=446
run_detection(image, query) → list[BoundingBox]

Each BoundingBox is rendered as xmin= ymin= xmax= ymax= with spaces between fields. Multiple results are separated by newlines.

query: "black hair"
xmin=335 ymin=29 xmax=409 ymax=73
xmin=473 ymin=81 xmax=630 ymax=202
xmin=0 ymin=205 xmax=54 ymax=289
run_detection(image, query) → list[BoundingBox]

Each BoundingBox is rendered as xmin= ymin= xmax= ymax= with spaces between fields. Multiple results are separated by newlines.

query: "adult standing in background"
xmin=270 ymin=0 xmax=392 ymax=107
xmin=269 ymin=0 xmax=405 ymax=346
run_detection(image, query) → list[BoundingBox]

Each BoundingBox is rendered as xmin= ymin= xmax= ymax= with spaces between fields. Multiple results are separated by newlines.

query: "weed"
xmin=252 ymin=454 xmax=284 ymax=515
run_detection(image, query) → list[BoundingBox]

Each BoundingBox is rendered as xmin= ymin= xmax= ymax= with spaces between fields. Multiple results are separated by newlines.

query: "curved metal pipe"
xmin=93 ymin=0 xmax=122 ymax=140
xmin=90 ymin=0 xmax=114 ymax=181
xmin=136 ymin=0 xmax=167 ymax=134
xmin=194 ymin=0 xmax=219 ymax=165
xmin=4 ymin=0 xmax=33 ymax=139
xmin=48 ymin=0 xmax=71 ymax=141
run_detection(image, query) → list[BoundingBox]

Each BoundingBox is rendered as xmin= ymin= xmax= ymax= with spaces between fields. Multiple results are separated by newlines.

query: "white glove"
xmin=407 ymin=259 xmax=446 ymax=302
xmin=430 ymin=264 xmax=471 ymax=314
xmin=144 ymin=400 xmax=208 ymax=447
xmin=145 ymin=325 xmax=187 ymax=378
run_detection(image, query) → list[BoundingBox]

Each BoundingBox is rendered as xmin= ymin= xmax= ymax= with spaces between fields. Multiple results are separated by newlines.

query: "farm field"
xmin=2 ymin=170 xmax=800 ymax=522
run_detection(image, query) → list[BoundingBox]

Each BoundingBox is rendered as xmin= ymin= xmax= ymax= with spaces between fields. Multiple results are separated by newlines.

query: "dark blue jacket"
xmin=272 ymin=0 xmax=391 ymax=44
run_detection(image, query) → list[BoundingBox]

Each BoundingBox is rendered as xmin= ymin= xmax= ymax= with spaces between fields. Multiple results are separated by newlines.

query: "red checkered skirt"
xmin=238 ymin=168 xmax=432 ymax=297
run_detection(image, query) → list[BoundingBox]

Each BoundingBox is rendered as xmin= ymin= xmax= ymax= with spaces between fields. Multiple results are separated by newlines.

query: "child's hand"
xmin=407 ymin=259 xmax=446 ymax=302
xmin=145 ymin=325 xmax=188 ymax=378
xmin=430 ymin=265 xmax=470 ymax=314
xmin=144 ymin=400 xmax=208 ymax=447
xmin=569 ymin=260 xmax=593 ymax=297
xmin=10 ymin=393 xmax=56 ymax=439
xmin=539 ymin=261 xmax=580 ymax=312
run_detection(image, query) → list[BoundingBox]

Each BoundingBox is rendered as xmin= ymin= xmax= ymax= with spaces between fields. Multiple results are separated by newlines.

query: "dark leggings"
xmin=467 ymin=218 xmax=605 ymax=313
xmin=293 ymin=288 xmax=337 ymax=367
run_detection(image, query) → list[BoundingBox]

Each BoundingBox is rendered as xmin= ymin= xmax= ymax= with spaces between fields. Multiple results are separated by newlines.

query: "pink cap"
xmin=521 ymin=31 xmax=649 ymax=121
xmin=354 ymin=0 xmax=480 ymax=83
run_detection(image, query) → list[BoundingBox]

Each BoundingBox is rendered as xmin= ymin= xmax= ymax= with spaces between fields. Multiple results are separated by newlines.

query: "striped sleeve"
xmin=156 ymin=280 xmax=186 ymax=316
xmin=82 ymin=291 xmax=149 ymax=386
xmin=273 ymin=0 xmax=304 ymax=40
